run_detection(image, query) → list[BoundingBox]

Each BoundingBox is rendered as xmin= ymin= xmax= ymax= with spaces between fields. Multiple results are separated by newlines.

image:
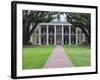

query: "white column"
xmin=62 ymin=25 xmax=64 ymax=45
xmin=82 ymin=33 xmax=85 ymax=42
xmin=69 ymin=26 xmax=71 ymax=45
xmin=54 ymin=25 xmax=56 ymax=45
xmin=79 ymin=29 xmax=81 ymax=44
xmin=75 ymin=28 xmax=78 ymax=45
xmin=46 ymin=25 xmax=49 ymax=45
xmin=30 ymin=23 xmax=33 ymax=44
xmin=38 ymin=26 xmax=41 ymax=45
xmin=30 ymin=34 xmax=33 ymax=43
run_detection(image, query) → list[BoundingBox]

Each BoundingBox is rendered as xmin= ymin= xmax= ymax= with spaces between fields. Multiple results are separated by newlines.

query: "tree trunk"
xmin=79 ymin=26 xmax=90 ymax=44
xmin=84 ymin=32 xmax=91 ymax=44
xmin=23 ymin=28 xmax=31 ymax=45
xmin=23 ymin=23 xmax=38 ymax=46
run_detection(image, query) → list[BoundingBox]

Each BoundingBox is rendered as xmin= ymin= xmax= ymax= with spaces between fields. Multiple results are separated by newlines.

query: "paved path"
xmin=44 ymin=45 xmax=73 ymax=68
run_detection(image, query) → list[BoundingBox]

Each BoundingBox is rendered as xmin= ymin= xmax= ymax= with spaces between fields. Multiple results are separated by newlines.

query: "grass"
xmin=22 ymin=45 xmax=55 ymax=69
xmin=64 ymin=45 xmax=91 ymax=67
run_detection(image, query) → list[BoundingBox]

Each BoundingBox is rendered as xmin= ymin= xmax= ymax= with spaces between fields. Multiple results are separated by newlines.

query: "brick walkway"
xmin=44 ymin=45 xmax=73 ymax=68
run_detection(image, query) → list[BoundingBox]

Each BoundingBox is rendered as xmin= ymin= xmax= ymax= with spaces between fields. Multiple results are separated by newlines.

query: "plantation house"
xmin=30 ymin=14 xmax=86 ymax=45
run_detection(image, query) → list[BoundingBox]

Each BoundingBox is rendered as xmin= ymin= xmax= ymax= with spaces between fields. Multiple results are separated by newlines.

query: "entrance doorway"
xmin=56 ymin=35 xmax=62 ymax=45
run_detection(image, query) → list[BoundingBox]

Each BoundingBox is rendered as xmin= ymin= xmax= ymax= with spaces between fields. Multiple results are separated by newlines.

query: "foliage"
xmin=67 ymin=13 xmax=91 ymax=43
xmin=23 ymin=10 xmax=91 ymax=45
xmin=23 ymin=10 xmax=59 ymax=45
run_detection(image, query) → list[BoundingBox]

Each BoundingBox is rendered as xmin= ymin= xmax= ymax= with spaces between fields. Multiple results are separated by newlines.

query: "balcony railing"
xmin=33 ymin=31 xmax=38 ymax=35
xmin=33 ymin=31 xmax=82 ymax=35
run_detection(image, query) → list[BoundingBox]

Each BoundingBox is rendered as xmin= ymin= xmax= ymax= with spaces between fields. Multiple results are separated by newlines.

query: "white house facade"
xmin=30 ymin=14 xmax=86 ymax=45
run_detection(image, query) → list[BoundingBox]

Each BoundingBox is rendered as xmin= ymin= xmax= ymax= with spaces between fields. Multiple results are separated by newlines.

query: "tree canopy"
xmin=23 ymin=10 xmax=60 ymax=45
xmin=67 ymin=13 xmax=91 ymax=43
xmin=23 ymin=10 xmax=91 ymax=45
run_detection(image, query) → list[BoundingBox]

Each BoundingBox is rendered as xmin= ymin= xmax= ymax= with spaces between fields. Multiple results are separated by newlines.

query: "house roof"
xmin=39 ymin=13 xmax=72 ymax=26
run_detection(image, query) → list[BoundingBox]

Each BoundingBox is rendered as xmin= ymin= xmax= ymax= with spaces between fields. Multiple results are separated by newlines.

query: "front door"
xmin=56 ymin=35 xmax=62 ymax=45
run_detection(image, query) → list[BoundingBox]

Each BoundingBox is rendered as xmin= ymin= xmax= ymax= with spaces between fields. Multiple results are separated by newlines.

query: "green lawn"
xmin=22 ymin=45 xmax=55 ymax=69
xmin=64 ymin=45 xmax=91 ymax=67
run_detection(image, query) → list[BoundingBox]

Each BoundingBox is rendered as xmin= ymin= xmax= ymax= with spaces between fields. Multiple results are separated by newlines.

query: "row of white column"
xmin=37 ymin=25 xmax=85 ymax=45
